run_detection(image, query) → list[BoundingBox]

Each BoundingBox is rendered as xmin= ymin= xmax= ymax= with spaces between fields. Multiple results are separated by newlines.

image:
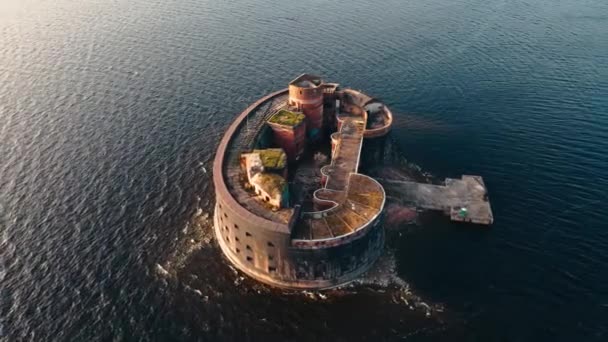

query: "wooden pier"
xmin=379 ymin=175 xmax=493 ymax=225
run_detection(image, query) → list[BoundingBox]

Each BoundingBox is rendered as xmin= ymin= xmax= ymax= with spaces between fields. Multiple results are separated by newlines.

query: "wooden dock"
xmin=379 ymin=175 xmax=493 ymax=225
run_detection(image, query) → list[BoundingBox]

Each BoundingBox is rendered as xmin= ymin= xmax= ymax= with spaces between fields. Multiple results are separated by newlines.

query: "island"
xmin=212 ymin=74 xmax=492 ymax=289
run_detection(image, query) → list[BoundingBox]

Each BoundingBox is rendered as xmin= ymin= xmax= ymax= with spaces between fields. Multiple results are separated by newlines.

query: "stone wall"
xmin=289 ymin=84 xmax=324 ymax=137
xmin=288 ymin=218 xmax=384 ymax=283
xmin=215 ymin=198 xmax=291 ymax=280
xmin=267 ymin=122 xmax=306 ymax=161
xmin=215 ymin=198 xmax=385 ymax=289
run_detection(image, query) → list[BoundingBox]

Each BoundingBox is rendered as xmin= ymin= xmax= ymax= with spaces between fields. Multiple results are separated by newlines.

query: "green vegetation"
xmin=256 ymin=173 xmax=287 ymax=197
xmin=253 ymin=149 xmax=287 ymax=169
xmin=268 ymin=109 xmax=305 ymax=127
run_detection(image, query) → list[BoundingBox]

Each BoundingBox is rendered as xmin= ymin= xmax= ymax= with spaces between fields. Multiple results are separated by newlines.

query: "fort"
xmin=213 ymin=74 xmax=492 ymax=289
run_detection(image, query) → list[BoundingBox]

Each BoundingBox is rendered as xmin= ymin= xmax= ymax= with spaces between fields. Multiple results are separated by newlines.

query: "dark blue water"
xmin=1 ymin=0 xmax=607 ymax=340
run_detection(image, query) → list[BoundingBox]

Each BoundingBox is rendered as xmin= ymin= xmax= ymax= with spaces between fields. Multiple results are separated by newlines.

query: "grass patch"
xmin=253 ymin=149 xmax=287 ymax=169
xmin=268 ymin=109 xmax=305 ymax=127
xmin=255 ymin=173 xmax=287 ymax=197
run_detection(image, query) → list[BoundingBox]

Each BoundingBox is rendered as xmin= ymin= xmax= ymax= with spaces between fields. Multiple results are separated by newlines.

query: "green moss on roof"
xmin=268 ymin=109 xmax=305 ymax=127
xmin=253 ymin=149 xmax=287 ymax=169
xmin=256 ymin=173 xmax=287 ymax=197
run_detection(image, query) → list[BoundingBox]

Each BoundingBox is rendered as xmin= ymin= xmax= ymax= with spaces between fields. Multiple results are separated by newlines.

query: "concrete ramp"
xmin=380 ymin=175 xmax=493 ymax=225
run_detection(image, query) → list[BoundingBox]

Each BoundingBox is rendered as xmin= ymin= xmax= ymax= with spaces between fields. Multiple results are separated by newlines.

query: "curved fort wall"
xmin=214 ymin=200 xmax=384 ymax=289
xmin=213 ymin=82 xmax=390 ymax=289
xmin=214 ymin=168 xmax=385 ymax=288
xmin=337 ymin=89 xmax=393 ymax=139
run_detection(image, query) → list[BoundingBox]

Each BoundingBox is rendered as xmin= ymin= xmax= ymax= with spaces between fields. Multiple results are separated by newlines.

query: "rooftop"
xmin=254 ymin=173 xmax=287 ymax=197
xmin=364 ymin=102 xmax=391 ymax=130
xmin=253 ymin=148 xmax=287 ymax=169
xmin=292 ymin=112 xmax=385 ymax=241
xmin=268 ymin=109 xmax=305 ymax=127
xmin=293 ymin=174 xmax=384 ymax=240
xmin=289 ymin=73 xmax=323 ymax=88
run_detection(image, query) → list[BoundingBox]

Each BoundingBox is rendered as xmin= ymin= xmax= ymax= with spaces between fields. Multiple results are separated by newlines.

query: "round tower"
xmin=288 ymin=74 xmax=324 ymax=140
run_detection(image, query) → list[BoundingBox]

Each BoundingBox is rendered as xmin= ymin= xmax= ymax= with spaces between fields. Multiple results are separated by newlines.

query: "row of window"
xmin=234 ymin=243 xmax=277 ymax=273
xmin=218 ymin=203 xmax=278 ymax=273
xmin=219 ymin=213 xmax=275 ymax=245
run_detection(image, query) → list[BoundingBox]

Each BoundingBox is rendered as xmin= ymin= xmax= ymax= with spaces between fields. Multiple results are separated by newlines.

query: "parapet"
xmin=289 ymin=74 xmax=323 ymax=88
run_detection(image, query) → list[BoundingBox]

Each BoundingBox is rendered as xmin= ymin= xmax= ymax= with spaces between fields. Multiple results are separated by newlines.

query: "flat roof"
xmin=254 ymin=173 xmax=287 ymax=197
xmin=253 ymin=148 xmax=287 ymax=169
xmin=293 ymin=174 xmax=385 ymax=240
xmin=268 ymin=109 xmax=305 ymax=127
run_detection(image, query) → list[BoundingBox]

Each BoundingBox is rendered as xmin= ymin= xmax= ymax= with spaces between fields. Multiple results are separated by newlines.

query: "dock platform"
xmin=379 ymin=175 xmax=493 ymax=225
